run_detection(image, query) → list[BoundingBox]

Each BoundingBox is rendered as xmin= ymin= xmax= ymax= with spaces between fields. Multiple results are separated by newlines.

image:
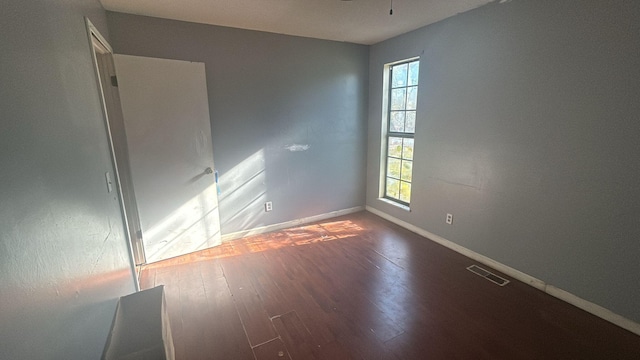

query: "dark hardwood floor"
xmin=140 ymin=211 xmax=640 ymax=359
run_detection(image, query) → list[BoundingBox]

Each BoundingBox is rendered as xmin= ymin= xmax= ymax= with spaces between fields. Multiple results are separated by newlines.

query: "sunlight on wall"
xmin=142 ymin=149 xmax=271 ymax=263
xmin=145 ymin=220 xmax=366 ymax=269
xmin=143 ymin=183 xmax=221 ymax=263
xmin=218 ymin=149 xmax=267 ymax=231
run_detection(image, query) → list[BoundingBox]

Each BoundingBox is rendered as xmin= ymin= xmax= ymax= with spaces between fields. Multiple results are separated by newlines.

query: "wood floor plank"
xmin=292 ymin=242 xmax=404 ymax=343
xmin=261 ymin=249 xmax=338 ymax=346
xmin=152 ymin=269 xmax=185 ymax=359
xmin=313 ymin=340 xmax=354 ymax=360
xmin=139 ymin=211 xmax=640 ymax=360
xmin=240 ymin=252 xmax=295 ymax=318
xmin=201 ymin=270 xmax=254 ymax=360
xmin=178 ymin=265 xmax=209 ymax=360
xmin=384 ymin=329 xmax=467 ymax=360
xmin=221 ymin=256 xmax=279 ymax=347
xmin=272 ymin=311 xmax=318 ymax=359
xmin=252 ymin=338 xmax=291 ymax=360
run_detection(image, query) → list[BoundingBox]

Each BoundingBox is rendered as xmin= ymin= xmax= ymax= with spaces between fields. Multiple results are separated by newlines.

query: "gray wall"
xmin=0 ymin=0 xmax=137 ymax=359
xmin=367 ymin=0 xmax=640 ymax=323
xmin=106 ymin=13 xmax=369 ymax=235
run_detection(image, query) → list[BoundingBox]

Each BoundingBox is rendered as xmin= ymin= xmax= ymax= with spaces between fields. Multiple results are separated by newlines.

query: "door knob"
xmin=204 ymin=167 xmax=213 ymax=175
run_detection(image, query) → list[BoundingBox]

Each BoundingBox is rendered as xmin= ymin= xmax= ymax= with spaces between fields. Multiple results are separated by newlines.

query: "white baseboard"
xmin=221 ymin=206 xmax=365 ymax=242
xmin=365 ymin=205 xmax=640 ymax=336
xmin=544 ymin=285 xmax=640 ymax=336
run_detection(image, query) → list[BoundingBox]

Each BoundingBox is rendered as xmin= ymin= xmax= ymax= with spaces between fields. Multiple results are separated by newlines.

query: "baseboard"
xmin=221 ymin=206 xmax=365 ymax=242
xmin=544 ymin=285 xmax=640 ymax=336
xmin=365 ymin=205 xmax=640 ymax=336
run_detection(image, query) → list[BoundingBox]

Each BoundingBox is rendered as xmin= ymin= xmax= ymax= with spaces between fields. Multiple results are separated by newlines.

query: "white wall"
xmin=0 ymin=0 xmax=137 ymax=358
xmin=366 ymin=0 xmax=640 ymax=324
xmin=106 ymin=12 xmax=370 ymax=236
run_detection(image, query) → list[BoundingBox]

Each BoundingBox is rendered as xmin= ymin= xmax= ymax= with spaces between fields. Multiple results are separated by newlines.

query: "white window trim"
xmin=379 ymin=57 xmax=420 ymax=208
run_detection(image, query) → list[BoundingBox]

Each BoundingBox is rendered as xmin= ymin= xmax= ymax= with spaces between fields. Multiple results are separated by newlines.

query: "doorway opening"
xmin=86 ymin=19 xmax=146 ymax=270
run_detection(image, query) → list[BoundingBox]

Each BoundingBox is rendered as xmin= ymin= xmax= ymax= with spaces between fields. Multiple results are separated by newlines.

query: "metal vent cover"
xmin=467 ymin=265 xmax=510 ymax=286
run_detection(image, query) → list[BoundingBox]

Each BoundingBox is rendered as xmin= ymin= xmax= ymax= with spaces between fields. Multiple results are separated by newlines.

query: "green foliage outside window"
xmin=384 ymin=59 xmax=419 ymax=205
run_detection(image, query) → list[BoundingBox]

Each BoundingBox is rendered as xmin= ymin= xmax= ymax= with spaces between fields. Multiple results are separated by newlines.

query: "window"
xmin=383 ymin=59 xmax=419 ymax=206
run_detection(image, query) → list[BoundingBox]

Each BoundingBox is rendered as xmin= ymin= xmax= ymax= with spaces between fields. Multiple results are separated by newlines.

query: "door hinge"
xmin=111 ymin=75 xmax=118 ymax=87
xmin=136 ymin=229 xmax=143 ymax=239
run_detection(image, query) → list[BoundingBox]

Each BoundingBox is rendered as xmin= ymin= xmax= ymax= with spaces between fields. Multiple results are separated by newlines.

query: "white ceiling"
xmin=100 ymin=0 xmax=494 ymax=45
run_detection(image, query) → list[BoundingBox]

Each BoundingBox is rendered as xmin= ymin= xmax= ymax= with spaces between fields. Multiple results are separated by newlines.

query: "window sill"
xmin=377 ymin=197 xmax=411 ymax=212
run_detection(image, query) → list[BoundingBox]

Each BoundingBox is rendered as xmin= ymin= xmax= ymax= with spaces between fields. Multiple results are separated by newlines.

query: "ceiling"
xmin=100 ymin=0 xmax=494 ymax=45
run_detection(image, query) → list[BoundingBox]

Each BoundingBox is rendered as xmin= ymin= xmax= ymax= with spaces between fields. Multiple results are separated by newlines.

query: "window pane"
xmin=400 ymin=182 xmax=412 ymax=203
xmin=392 ymin=63 xmax=408 ymax=88
xmin=406 ymin=86 xmax=418 ymax=110
xmin=401 ymin=160 xmax=413 ymax=182
xmin=390 ymin=112 xmax=405 ymax=132
xmin=387 ymin=158 xmax=401 ymax=178
xmin=384 ymin=59 xmax=419 ymax=206
xmin=408 ymin=61 xmax=419 ymax=86
xmin=402 ymin=138 xmax=414 ymax=160
xmin=391 ymin=88 xmax=406 ymax=110
xmin=388 ymin=137 xmax=402 ymax=158
xmin=386 ymin=178 xmax=400 ymax=199
xmin=405 ymin=111 xmax=416 ymax=133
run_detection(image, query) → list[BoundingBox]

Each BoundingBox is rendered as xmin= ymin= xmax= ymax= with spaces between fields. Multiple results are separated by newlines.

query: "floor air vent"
xmin=467 ymin=265 xmax=510 ymax=286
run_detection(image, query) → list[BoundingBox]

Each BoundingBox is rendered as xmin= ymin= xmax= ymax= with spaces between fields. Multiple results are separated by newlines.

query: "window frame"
xmin=382 ymin=58 xmax=419 ymax=207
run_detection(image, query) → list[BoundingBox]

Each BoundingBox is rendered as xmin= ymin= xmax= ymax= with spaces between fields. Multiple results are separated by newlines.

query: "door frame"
xmin=85 ymin=18 xmax=146 ymax=286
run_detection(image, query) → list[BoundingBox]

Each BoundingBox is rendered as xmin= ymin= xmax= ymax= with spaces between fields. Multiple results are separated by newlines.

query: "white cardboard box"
xmin=103 ymin=285 xmax=175 ymax=360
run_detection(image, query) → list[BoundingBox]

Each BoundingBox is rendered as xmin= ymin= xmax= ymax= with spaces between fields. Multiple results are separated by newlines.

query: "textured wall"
xmin=0 ymin=0 xmax=137 ymax=358
xmin=367 ymin=0 xmax=640 ymax=323
xmin=106 ymin=13 xmax=369 ymax=235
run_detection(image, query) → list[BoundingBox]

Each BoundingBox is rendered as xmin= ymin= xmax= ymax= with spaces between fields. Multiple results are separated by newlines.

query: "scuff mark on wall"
xmin=195 ymin=130 xmax=209 ymax=155
xmin=90 ymin=217 xmax=113 ymax=274
xmin=284 ymin=144 xmax=310 ymax=152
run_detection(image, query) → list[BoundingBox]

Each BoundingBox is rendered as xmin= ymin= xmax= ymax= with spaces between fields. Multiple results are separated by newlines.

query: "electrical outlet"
xmin=446 ymin=213 xmax=453 ymax=225
xmin=265 ymin=201 xmax=273 ymax=212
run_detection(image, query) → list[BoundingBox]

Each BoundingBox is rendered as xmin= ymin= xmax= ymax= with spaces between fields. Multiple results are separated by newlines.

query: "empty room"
xmin=1 ymin=0 xmax=639 ymax=359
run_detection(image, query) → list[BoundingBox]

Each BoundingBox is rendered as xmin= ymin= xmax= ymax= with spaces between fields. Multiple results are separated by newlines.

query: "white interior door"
xmin=113 ymin=55 xmax=221 ymax=263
